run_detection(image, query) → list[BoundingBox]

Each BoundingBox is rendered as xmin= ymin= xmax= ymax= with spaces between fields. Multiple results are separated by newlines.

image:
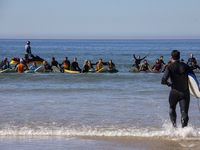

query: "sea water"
xmin=0 ymin=39 xmax=200 ymax=150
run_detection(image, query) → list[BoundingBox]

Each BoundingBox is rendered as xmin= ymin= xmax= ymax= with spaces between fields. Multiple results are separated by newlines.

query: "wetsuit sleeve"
xmin=152 ymin=64 xmax=155 ymax=69
xmin=140 ymin=55 xmax=147 ymax=61
xmin=133 ymin=54 xmax=137 ymax=60
xmin=102 ymin=62 xmax=108 ymax=65
xmin=161 ymin=66 xmax=170 ymax=85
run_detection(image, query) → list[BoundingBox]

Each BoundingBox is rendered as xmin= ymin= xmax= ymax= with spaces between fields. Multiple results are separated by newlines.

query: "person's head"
xmin=4 ymin=57 xmax=7 ymax=61
xmin=52 ymin=57 xmax=55 ymax=61
xmin=74 ymin=57 xmax=77 ymax=62
xmin=156 ymin=59 xmax=159 ymax=63
xmin=43 ymin=60 xmax=46 ymax=65
xmin=180 ymin=58 xmax=184 ymax=62
xmin=160 ymin=56 xmax=163 ymax=60
xmin=144 ymin=60 xmax=147 ymax=64
xmin=6 ymin=61 xmax=9 ymax=66
xmin=33 ymin=62 xmax=36 ymax=67
xmin=20 ymin=58 xmax=23 ymax=63
xmin=65 ymin=57 xmax=68 ymax=61
xmin=137 ymin=55 xmax=140 ymax=59
xmin=191 ymin=54 xmax=193 ymax=58
xmin=99 ymin=58 xmax=102 ymax=63
xmin=109 ymin=60 xmax=112 ymax=64
xmin=88 ymin=60 xmax=91 ymax=64
xmin=27 ymin=41 xmax=30 ymax=45
xmin=84 ymin=60 xmax=88 ymax=64
xmin=171 ymin=50 xmax=180 ymax=61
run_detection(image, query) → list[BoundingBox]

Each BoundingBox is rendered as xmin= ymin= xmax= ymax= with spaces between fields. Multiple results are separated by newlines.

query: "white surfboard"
xmin=35 ymin=65 xmax=45 ymax=73
xmin=129 ymin=67 xmax=139 ymax=73
xmin=0 ymin=68 xmax=10 ymax=73
xmin=188 ymin=73 xmax=200 ymax=98
xmin=52 ymin=66 xmax=61 ymax=73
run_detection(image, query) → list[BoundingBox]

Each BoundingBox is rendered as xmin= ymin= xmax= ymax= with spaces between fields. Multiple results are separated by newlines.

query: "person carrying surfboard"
xmin=133 ymin=51 xmax=148 ymax=69
xmin=161 ymin=50 xmax=195 ymax=128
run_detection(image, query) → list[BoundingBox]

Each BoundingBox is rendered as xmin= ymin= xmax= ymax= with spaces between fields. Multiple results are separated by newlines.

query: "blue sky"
xmin=0 ymin=0 xmax=200 ymax=39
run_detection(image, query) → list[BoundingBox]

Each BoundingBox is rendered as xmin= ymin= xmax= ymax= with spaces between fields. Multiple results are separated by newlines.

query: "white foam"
xmin=0 ymin=123 xmax=200 ymax=140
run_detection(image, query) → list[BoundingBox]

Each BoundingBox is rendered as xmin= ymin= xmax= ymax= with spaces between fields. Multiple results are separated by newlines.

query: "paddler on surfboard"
xmin=95 ymin=58 xmax=108 ymax=71
xmin=139 ymin=60 xmax=151 ymax=72
xmin=161 ymin=50 xmax=195 ymax=128
xmin=16 ymin=58 xmax=29 ymax=73
xmin=133 ymin=51 xmax=148 ymax=70
xmin=151 ymin=59 xmax=162 ymax=72
xmin=62 ymin=57 xmax=70 ymax=70
xmin=70 ymin=57 xmax=81 ymax=72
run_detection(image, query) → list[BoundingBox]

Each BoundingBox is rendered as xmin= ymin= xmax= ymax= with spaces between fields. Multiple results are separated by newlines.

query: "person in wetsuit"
xmin=81 ymin=60 xmax=89 ymax=73
xmin=0 ymin=57 xmax=8 ymax=70
xmin=70 ymin=57 xmax=81 ymax=71
xmin=180 ymin=58 xmax=184 ymax=63
xmin=190 ymin=61 xmax=200 ymax=70
xmin=95 ymin=58 xmax=108 ymax=71
xmin=25 ymin=41 xmax=32 ymax=63
xmin=161 ymin=50 xmax=194 ymax=128
xmin=187 ymin=53 xmax=196 ymax=66
xmin=88 ymin=61 xmax=95 ymax=70
xmin=107 ymin=59 xmax=116 ymax=70
xmin=159 ymin=56 xmax=165 ymax=66
xmin=57 ymin=63 xmax=64 ymax=73
xmin=2 ymin=61 xmax=12 ymax=70
xmin=133 ymin=51 xmax=148 ymax=69
xmin=62 ymin=57 xmax=70 ymax=70
xmin=51 ymin=57 xmax=59 ymax=68
xmin=43 ymin=60 xmax=51 ymax=71
xmin=139 ymin=60 xmax=151 ymax=71
xmin=152 ymin=59 xmax=162 ymax=72
xmin=29 ymin=62 xmax=38 ymax=71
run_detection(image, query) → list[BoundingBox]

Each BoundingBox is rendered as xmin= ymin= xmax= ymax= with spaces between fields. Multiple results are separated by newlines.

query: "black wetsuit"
xmin=0 ymin=60 xmax=7 ymax=69
xmin=187 ymin=57 xmax=196 ymax=66
xmin=51 ymin=60 xmax=58 ymax=67
xmin=82 ymin=64 xmax=89 ymax=72
xmin=140 ymin=63 xmax=149 ymax=71
xmin=44 ymin=64 xmax=51 ymax=70
xmin=70 ymin=62 xmax=81 ymax=71
xmin=159 ymin=59 xmax=165 ymax=65
xmin=161 ymin=61 xmax=194 ymax=128
xmin=133 ymin=54 xmax=147 ymax=69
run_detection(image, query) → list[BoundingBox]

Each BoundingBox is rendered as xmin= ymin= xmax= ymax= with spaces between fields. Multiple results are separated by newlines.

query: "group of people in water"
xmin=132 ymin=51 xmax=200 ymax=72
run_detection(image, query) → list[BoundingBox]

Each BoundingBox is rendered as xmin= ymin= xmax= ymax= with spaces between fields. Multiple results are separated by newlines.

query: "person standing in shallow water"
xmin=161 ymin=50 xmax=194 ymax=128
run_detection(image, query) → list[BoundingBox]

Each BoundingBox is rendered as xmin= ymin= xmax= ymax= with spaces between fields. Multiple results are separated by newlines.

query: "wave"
xmin=0 ymin=123 xmax=199 ymax=140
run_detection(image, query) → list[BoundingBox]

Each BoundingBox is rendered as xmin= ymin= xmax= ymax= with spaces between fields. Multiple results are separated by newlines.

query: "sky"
xmin=0 ymin=0 xmax=200 ymax=39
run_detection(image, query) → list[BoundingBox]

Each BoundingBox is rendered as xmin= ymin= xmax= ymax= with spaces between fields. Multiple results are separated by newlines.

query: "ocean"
xmin=0 ymin=39 xmax=200 ymax=150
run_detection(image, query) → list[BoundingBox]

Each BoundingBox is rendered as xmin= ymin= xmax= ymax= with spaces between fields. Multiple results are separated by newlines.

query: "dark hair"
xmin=52 ymin=57 xmax=55 ymax=60
xmin=171 ymin=50 xmax=180 ymax=60
xmin=160 ymin=56 xmax=163 ymax=58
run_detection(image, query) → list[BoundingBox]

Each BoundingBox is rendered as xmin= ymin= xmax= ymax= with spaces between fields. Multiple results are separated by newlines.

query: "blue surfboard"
xmin=188 ymin=73 xmax=200 ymax=98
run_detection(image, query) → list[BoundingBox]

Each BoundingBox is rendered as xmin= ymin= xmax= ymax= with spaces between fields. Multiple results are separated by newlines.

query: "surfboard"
xmin=0 ymin=68 xmax=10 ymax=73
xmin=9 ymin=68 xmax=17 ymax=73
xmin=97 ymin=68 xmax=108 ymax=73
xmin=89 ymin=69 xmax=95 ymax=73
xmin=129 ymin=67 xmax=139 ymax=73
xmin=139 ymin=70 xmax=150 ymax=73
xmin=65 ymin=69 xmax=80 ymax=73
xmin=52 ymin=66 xmax=61 ymax=73
xmin=193 ymin=69 xmax=200 ymax=73
xmin=24 ymin=70 xmax=35 ymax=73
xmin=108 ymin=69 xmax=118 ymax=73
xmin=150 ymin=69 xmax=162 ymax=73
xmin=44 ymin=70 xmax=52 ymax=73
xmin=188 ymin=73 xmax=200 ymax=98
xmin=35 ymin=65 xmax=45 ymax=73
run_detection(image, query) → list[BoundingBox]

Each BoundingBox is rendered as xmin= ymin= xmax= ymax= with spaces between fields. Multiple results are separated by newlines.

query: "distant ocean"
xmin=0 ymin=39 xmax=200 ymax=150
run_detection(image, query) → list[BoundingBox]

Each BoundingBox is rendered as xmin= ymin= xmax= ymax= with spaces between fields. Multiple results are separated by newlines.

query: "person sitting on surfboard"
xmin=43 ymin=60 xmax=51 ymax=71
xmin=81 ymin=60 xmax=89 ymax=73
xmin=2 ymin=61 xmax=12 ymax=70
xmin=51 ymin=57 xmax=59 ymax=68
xmin=29 ymin=62 xmax=38 ymax=71
xmin=70 ymin=57 xmax=81 ymax=71
xmin=161 ymin=50 xmax=195 ymax=128
xmin=133 ymin=51 xmax=148 ymax=69
xmin=152 ymin=59 xmax=162 ymax=72
xmin=187 ymin=53 xmax=196 ymax=66
xmin=159 ymin=56 xmax=165 ymax=66
xmin=139 ymin=60 xmax=151 ymax=71
xmin=88 ymin=61 xmax=95 ymax=70
xmin=107 ymin=59 xmax=116 ymax=70
xmin=16 ymin=58 xmax=29 ymax=73
xmin=0 ymin=57 xmax=8 ymax=70
xmin=62 ymin=57 xmax=70 ymax=70
xmin=190 ymin=61 xmax=200 ymax=70
xmin=95 ymin=59 xmax=103 ymax=71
